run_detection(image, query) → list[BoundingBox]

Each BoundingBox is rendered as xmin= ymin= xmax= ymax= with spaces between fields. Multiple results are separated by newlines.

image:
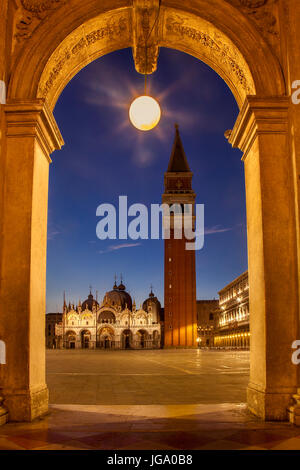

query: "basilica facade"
xmin=53 ymin=281 xmax=162 ymax=350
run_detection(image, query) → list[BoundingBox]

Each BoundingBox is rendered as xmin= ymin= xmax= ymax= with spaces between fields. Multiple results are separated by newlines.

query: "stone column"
xmin=0 ymin=395 xmax=8 ymax=425
xmin=229 ymin=97 xmax=299 ymax=421
xmin=0 ymin=99 xmax=63 ymax=421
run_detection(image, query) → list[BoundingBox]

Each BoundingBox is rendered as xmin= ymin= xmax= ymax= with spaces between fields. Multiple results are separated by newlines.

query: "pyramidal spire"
xmin=167 ymin=124 xmax=191 ymax=173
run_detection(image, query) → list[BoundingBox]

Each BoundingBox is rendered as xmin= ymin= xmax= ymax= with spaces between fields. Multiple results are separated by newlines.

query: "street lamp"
xmin=129 ymin=95 xmax=161 ymax=131
xmin=129 ymin=3 xmax=161 ymax=132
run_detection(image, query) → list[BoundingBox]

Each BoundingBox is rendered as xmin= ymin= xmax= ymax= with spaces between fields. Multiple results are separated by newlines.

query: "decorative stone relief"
xmin=239 ymin=0 xmax=267 ymax=6
xmin=226 ymin=0 xmax=279 ymax=39
xmin=132 ymin=0 xmax=160 ymax=75
xmin=20 ymin=0 xmax=67 ymax=16
xmin=15 ymin=0 xmax=68 ymax=40
xmin=38 ymin=13 xmax=130 ymax=103
xmin=224 ymin=129 xmax=232 ymax=140
xmin=164 ymin=12 xmax=253 ymax=95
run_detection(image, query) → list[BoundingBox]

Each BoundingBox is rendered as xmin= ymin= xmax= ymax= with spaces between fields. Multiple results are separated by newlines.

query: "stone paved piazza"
xmin=46 ymin=349 xmax=250 ymax=405
xmin=2 ymin=350 xmax=300 ymax=450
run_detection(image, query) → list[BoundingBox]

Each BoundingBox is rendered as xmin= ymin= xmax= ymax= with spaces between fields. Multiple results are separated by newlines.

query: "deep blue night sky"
xmin=46 ymin=47 xmax=247 ymax=312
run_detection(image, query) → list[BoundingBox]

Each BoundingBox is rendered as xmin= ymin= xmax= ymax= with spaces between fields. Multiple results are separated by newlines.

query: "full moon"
xmin=129 ymin=95 xmax=161 ymax=131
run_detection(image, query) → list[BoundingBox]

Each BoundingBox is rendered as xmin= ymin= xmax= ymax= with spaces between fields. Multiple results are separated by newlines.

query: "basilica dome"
xmin=102 ymin=281 xmax=132 ymax=310
xmin=143 ymin=288 xmax=161 ymax=323
xmin=82 ymin=292 xmax=99 ymax=311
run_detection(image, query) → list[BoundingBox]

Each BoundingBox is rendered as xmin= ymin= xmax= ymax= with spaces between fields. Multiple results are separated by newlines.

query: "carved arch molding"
xmin=10 ymin=0 xmax=283 ymax=109
xmin=16 ymin=0 xmax=278 ymax=41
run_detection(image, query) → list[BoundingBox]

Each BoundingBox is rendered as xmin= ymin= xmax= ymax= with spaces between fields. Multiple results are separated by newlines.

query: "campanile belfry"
xmin=162 ymin=125 xmax=197 ymax=348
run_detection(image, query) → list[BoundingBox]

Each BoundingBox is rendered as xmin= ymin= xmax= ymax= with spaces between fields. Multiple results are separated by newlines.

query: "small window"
xmin=169 ymin=258 xmax=172 ymax=262
xmin=169 ymin=284 xmax=172 ymax=289
xmin=209 ymin=313 xmax=214 ymax=321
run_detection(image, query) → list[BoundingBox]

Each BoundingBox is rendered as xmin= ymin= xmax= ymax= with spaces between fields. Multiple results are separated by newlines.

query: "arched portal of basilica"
xmin=0 ymin=0 xmax=300 ymax=425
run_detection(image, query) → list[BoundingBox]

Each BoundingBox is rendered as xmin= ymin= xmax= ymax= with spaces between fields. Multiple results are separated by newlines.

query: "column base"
xmin=0 ymin=408 xmax=8 ymax=426
xmin=247 ymin=383 xmax=294 ymax=421
xmin=287 ymin=389 xmax=300 ymax=426
xmin=3 ymin=385 xmax=49 ymax=422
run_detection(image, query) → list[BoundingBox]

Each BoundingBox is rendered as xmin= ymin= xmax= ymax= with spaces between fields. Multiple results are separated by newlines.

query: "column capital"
xmin=229 ymin=96 xmax=289 ymax=160
xmin=4 ymin=99 xmax=64 ymax=161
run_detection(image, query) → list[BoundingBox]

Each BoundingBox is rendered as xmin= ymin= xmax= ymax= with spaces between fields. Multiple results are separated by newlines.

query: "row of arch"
xmin=64 ymin=329 xmax=160 ymax=350
xmin=67 ymin=310 xmax=151 ymax=326
xmin=214 ymin=331 xmax=250 ymax=349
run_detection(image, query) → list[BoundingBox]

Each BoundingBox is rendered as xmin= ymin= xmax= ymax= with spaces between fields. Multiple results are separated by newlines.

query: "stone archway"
xmin=136 ymin=329 xmax=149 ymax=349
xmin=122 ymin=329 xmax=133 ymax=350
xmin=65 ymin=331 xmax=77 ymax=350
xmin=80 ymin=330 xmax=91 ymax=349
xmin=153 ymin=330 xmax=160 ymax=349
xmin=0 ymin=0 xmax=299 ymax=423
xmin=98 ymin=310 xmax=116 ymax=325
xmin=98 ymin=326 xmax=115 ymax=349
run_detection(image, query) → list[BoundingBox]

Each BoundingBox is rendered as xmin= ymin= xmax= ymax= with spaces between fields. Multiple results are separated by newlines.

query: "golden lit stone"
xmin=0 ymin=0 xmax=299 ymax=426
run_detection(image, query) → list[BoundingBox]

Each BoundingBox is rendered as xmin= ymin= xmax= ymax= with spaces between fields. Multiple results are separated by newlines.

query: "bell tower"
xmin=162 ymin=125 xmax=197 ymax=348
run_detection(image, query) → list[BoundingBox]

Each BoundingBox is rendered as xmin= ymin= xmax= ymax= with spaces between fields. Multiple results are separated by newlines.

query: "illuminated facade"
xmin=196 ymin=300 xmax=219 ymax=347
xmin=50 ymin=283 xmax=162 ymax=350
xmin=214 ymin=271 xmax=250 ymax=348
